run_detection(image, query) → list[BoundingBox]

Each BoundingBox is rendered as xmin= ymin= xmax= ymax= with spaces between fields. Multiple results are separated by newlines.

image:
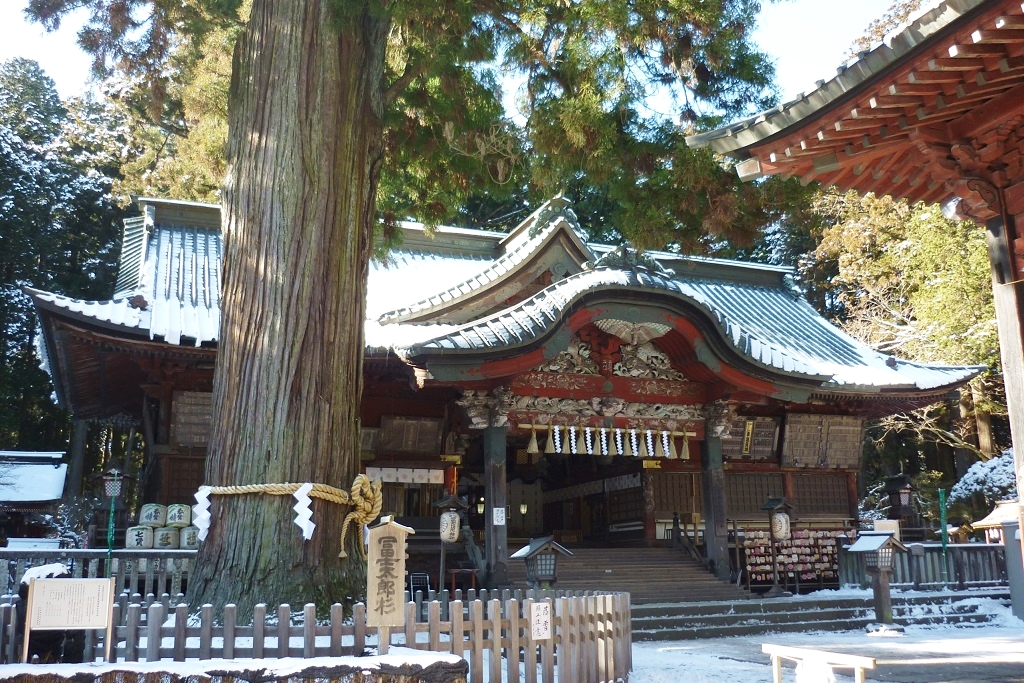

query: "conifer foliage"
xmin=0 ymin=58 xmax=124 ymax=450
xmin=24 ymin=0 xmax=790 ymax=611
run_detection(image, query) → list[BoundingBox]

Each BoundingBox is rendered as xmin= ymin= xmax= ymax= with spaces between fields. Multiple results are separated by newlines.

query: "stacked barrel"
xmin=126 ymin=503 xmax=201 ymax=549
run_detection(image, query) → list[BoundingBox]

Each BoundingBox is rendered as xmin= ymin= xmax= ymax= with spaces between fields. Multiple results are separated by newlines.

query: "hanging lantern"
xmin=439 ymin=509 xmax=461 ymax=543
xmin=771 ymin=511 xmax=791 ymax=541
xmin=526 ymin=428 xmax=539 ymax=454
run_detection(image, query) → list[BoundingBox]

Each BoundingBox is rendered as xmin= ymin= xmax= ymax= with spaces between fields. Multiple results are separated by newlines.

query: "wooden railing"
xmin=0 ymin=549 xmax=196 ymax=602
xmin=1 ymin=589 xmax=631 ymax=683
xmin=838 ymin=542 xmax=1007 ymax=590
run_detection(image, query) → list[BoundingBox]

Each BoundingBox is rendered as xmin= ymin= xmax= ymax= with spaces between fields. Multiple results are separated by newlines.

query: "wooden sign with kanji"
xmin=366 ymin=517 xmax=414 ymax=629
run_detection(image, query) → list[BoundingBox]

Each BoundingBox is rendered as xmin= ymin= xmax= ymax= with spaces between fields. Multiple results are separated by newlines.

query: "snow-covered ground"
xmin=632 ymin=596 xmax=1024 ymax=683
xmin=2 ymin=593 xmax=1021 ymax=682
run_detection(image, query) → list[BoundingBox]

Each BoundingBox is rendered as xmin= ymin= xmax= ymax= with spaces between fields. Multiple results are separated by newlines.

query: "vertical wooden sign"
xmin=366 ymin=517 xmax=414 ymax=654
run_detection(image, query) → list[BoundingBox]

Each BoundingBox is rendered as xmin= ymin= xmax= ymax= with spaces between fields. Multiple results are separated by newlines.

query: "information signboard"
xmin=23 ymin=578 xmax=115 ymax=662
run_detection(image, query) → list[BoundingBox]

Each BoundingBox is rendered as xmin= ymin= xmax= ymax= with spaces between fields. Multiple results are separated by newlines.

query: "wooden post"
xmin=988 ymin=191 xmax=1024 ymax=574
xmin=642 ymin=469 xmax=656 ymax=542
xmin=64 ymin=419 xmax=89 ymax=498
xmin=484 ymin=425 xmax=509 ymax=587
xmin=845 ymin=471 xmax=860 ymax=520
xmin=701 ymin=435 xmax=730 ymax=580
xmin=871 ymin=569 xmax=893 ymax=623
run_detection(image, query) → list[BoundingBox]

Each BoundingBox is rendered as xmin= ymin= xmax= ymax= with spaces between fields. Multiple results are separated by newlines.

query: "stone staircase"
xmin=504 ymin=545 xmax=748 ymax=603
xmin=631 ymin=588 xmax=1012 ymax=640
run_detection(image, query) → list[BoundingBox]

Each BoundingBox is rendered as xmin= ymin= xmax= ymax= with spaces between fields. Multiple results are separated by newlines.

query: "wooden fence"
xmin=838 ymin=542 xmax=1007 ymax=590
xmin=1 ymin=549 xmax=196 ymax=601
xmin=1 ymin=589 xmax=631 ymax=683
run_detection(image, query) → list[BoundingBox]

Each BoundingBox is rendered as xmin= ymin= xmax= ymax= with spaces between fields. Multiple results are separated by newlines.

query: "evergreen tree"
xmin=0 ymin=58 xmax=125 ymax=449
xmin=25 ymin=0 xmax=794 ymax=611
xmin=810 ymin=190 xmax=1005 ymax=472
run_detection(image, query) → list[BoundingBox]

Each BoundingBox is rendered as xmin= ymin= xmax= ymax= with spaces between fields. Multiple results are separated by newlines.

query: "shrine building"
xmin=686 ymin=0 xmax=1024 ymax=560
xmin=27 ymin=196 xmax=980 ymax=587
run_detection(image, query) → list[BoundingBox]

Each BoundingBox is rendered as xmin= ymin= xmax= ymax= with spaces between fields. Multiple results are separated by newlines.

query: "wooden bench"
xmin=762 ymin=644 xmax=876 ymax=683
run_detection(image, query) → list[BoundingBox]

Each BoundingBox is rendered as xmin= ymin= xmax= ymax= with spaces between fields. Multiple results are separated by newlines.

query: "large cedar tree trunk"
xmin=186 ymin=0 xmax=388 ymax=615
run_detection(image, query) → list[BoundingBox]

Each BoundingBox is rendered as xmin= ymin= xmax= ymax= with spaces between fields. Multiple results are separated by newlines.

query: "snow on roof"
xmin=398 ymin=266 xmax=982 ymax=392
xmin=972 ymin=500 xmax=1020 ymax=529
xmin=686 ymin=0 xmax=988 ymax=155
xmin=0 ymin=451 xmax=67 ymax=503
xmin=27 ymin=198 xmax=982 ymax=395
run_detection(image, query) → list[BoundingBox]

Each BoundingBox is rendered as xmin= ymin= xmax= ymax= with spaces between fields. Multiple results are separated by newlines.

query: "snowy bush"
xmin=948 ymin=449 xmax=1017 ymax=506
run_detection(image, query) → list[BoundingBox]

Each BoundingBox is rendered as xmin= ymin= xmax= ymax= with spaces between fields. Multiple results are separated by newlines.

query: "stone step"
xmin=630 ymin=590 xmax=1009 ymax=640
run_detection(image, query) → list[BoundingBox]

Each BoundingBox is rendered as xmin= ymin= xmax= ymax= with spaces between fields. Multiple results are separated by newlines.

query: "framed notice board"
xmin=23 ymin=577 xmax=115 ymax=662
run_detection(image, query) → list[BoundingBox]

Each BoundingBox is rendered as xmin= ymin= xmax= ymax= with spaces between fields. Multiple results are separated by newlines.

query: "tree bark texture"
xmin=187 ymin=0 xmax=388 ymax=615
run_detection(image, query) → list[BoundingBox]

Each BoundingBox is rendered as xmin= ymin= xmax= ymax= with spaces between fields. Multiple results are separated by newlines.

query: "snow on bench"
xmin=762 ymin=643 xmax=876 ymax=683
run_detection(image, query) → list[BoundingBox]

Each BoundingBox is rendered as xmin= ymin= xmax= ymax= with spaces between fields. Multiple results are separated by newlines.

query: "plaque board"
xmin=379 ymin=416 xmax=443 ymax=454
xmin=23 ymin=577 xmax=115 ymax=662
xmin=530 ymin=601 xmax=552 ymax=640
xmin=722 ymin=417 xmax=780 ymax=460
xmin=781 ymin=414 xmax=863 ymax=469
xmin=492 ymin=507 xmax=506 ymax=526
xmin=170 ymin=391 xmax=213 ymax=447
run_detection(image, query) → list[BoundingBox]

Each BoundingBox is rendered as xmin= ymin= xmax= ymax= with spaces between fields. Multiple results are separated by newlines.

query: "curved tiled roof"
xmin=398 ymin=266 xmax=982 ymax=392
xmin=686 ymin=0 xmax=985 ymax=155
xmin=377 ymin=197 xmax=594 ymax=324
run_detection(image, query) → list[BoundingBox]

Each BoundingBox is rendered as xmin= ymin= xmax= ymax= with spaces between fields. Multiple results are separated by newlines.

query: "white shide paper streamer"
xmin=292 ymin=482 xmax=316 ymax=540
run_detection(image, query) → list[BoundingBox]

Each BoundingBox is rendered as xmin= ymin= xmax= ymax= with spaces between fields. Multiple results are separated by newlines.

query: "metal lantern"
xmin=102 ymin=467 xmax=125 ymax=564
xmin=476 ymin=497 xmax=485 ymax=515
xmin=439 ymin=509 xmax=461 ymax=543
xmin=103 ymin=468 xmax=124 ymax=498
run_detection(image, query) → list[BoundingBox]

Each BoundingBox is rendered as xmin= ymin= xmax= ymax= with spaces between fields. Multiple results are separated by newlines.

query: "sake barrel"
xmin=166 ymin=503 xmax=192 ymax=528
xmin=125 ymin=526 xmax=154 ymax=549
xmin=153 ymin=527 xmax=180 ymax=549
xmin=179 ymin=526 xmax=201 ymax=549
xmin=139 ymin=503 xmax=167 ymax=528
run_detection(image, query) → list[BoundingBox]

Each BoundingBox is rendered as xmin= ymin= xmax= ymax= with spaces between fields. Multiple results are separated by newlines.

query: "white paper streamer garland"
xmin=292 ymin=482 xmax=316 ymax=539
xmin=193 ymin=486 xmax=212 ymax=541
